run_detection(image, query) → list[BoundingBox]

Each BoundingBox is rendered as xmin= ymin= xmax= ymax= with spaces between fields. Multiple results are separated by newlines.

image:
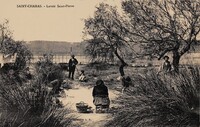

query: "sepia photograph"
xmin=0 ymin=0 xmax=199 ymax=127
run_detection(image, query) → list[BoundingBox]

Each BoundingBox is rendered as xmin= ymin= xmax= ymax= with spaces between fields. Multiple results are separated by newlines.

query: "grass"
xmin=0 ymin=57 xmax=75 ymax=127
xmin=107 ymin=67 xmax=200 ymax=127
xmin=35 ymin=58 xmax=64 ymax=84
xmin=0 ymin=76 xmax=75 ymax=127
xmin=1 ymin=57 xmax=199 ymax=127
xmin=0 ymin=106 xmax=74 ymax=127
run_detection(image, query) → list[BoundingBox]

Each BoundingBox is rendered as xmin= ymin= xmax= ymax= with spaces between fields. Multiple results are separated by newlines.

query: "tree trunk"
xmin=114 ymin=49 xmax=128 ymax=76
xmin=172 ymin=51 xmax=180 ymax=73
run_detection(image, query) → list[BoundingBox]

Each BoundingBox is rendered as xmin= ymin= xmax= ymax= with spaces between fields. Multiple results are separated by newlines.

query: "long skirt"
xmin=93 ymin=96 xmax=110 ymax=106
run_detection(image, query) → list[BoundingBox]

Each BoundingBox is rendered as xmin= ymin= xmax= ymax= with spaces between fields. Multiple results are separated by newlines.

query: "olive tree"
xmin=84 ymin=3 xmax=134 ymax=66
xmin=122 ymin=0 xmax=200 ymax=72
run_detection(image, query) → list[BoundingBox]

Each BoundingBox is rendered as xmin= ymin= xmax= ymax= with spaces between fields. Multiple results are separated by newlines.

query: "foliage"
xmin=35 ymin=54 xmax=64 ymax=84
xmin=14 ymin=41 xmax=32 ymax=70
xmin=85 ymin=39 xmax=115 ymax=63
xmin=0 ymin=20 xmax=32 ymax=70
xmin=122 ymin=0 xmax=200 ymax=72
xmin=84 ymin=3 xmax=131 ymax=64
xmin=0 ymin=103 xmax=73 ymax=127
xmin=107 ymin=68 xmax=200 ymax=127
xmin=84 ymin=0 xmax=200 ymax=72
xmin=0 ymin=19 xmax=73 ymax=127
xmin=0 ymin=70 xmax=74 ymax=127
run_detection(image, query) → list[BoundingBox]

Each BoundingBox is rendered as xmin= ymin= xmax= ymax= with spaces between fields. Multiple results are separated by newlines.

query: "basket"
xmin=76 ymin=101 xmax=92 ymax=113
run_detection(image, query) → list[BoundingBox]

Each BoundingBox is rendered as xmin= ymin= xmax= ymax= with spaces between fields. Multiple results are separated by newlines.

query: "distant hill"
xmin=25 ymin=40 xmax=200 ymax=56
xmin=25 ymin=40 xmax=87 ymax=55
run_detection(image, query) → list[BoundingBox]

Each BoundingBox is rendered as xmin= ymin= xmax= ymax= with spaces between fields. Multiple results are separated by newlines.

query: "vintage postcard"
xmin=0 ymin=0 xmax=199 ymax=127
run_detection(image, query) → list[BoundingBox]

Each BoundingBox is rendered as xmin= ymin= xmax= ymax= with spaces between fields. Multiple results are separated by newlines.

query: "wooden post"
xmin=70 ymin=47 xmax=73 ymax=55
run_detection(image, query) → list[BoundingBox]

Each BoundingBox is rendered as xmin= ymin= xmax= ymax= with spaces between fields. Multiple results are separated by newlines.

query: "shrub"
xmin=0 ymin=54 xmax=74 ymax=127
xmin=107 ymin=68 xmax=200 ymax=127
xmin=35 ymin=54 xmax=64 ymax=84
xmin=0 ymin=20 xmax=32 ymax=71
xmin=0 ymin=106 xmax=74 ymax=127
xmin=0 ymin=77 xmax=74 ymax=127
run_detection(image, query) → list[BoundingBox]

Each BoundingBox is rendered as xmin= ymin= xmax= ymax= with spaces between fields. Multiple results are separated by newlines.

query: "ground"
xmin=59 ymin=64 xmax=125 ymax=127
xmin=56 ymin=63 xmax=197 ymax=127
xmin=60 ymin=84 xmax=120 ymax=127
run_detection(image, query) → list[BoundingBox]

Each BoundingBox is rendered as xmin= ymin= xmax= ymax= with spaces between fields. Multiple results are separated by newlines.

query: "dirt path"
xmin=59 ymin=82 xmax=120 ymax=127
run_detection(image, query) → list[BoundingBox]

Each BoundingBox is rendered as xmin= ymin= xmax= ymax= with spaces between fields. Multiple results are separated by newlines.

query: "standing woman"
xmin=68 ymin=54 xmax=78 ymax=80
xmin=157 ymin=55 xmax=172 ymax=75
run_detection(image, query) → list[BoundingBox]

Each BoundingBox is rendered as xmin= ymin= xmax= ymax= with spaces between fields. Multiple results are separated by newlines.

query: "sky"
xmin=0 ymin=0 xmax=121 ymax=42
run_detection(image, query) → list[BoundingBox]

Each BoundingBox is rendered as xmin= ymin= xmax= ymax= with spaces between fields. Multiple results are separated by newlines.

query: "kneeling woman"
xmin=92 ymin=79 xmax=110 ymax=113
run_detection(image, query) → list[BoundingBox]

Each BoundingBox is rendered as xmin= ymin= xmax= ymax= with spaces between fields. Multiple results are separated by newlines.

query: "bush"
xmin=35 ymin=54 xmax=64 ymax=84
xmin=107 ymin=68 xmax=200 ymax=127
xmin=0 ymin=77 xmax=74 ymax=127
xmin=0 ymin=20 xmax=32 ymax=71
xmin=0 ymin=54 xmax=74 ymax=127
xmin=0 ymin=106 xmax=74 ymax=127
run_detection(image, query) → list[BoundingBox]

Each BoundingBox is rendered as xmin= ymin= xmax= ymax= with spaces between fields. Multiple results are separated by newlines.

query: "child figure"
xmin=79 ymin=70 xmax=87 ymax=82
xmin=121 ymin=76 xmax=132 ymax=93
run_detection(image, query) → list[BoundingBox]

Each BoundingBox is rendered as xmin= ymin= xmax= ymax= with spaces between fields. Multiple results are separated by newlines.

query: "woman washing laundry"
xmin=92 ymin=79 xmax=110 ymax=113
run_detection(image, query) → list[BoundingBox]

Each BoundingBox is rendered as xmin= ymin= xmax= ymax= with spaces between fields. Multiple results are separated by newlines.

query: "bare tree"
xmin=122 ymin=0 xmax=200 ymax=72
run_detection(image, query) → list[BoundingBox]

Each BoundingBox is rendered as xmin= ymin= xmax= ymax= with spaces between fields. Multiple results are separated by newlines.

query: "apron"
xmin=93 ymin=96 xmax=110 ymax=106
